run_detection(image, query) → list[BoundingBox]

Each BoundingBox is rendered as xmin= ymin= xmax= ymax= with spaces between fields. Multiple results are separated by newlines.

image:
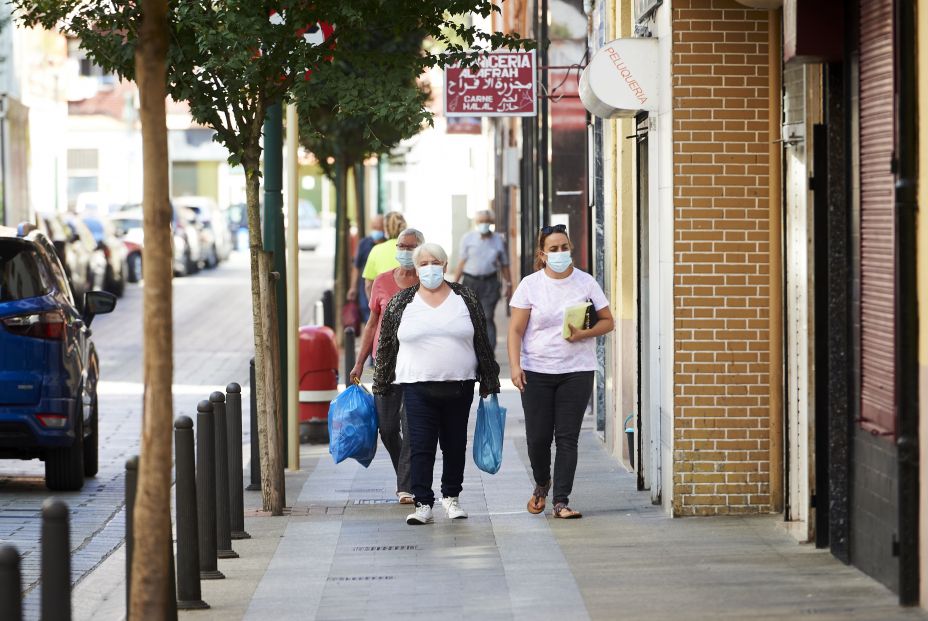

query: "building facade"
xmin=496 ymin=0 xmax=926 ymax=609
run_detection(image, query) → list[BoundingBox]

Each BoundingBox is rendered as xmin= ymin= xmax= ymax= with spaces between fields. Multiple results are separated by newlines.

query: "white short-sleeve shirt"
xmin=395 ymin=292 xmax=477 ymax=384
xmin=509 ymin=268 xmax=609 ymax=374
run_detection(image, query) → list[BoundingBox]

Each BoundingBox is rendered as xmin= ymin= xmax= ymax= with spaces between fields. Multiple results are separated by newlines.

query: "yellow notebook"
xmin=562 ymin=302 xmax=592 ymax=339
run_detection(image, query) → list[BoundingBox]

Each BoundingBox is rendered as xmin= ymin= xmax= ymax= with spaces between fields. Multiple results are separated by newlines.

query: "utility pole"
xmin=285 ymin=103 xmax=300 ymax=471
xmin=262 ymin=102 xmax=288 ymax=468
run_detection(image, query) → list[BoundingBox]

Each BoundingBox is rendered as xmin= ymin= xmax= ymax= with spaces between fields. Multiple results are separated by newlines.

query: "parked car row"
xmin=110 ymin=198 xmax=234 ymax=279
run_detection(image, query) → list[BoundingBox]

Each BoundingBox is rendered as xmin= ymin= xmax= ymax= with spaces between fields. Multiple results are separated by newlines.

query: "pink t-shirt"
xmin=509 ymin=268 xmax=609 ymax=374
xmin=369 ymin=270 xmax=402 ymax=358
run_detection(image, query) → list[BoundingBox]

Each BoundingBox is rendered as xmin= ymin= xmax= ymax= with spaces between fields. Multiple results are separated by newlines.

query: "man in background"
xmin=452 ymin=209 xmax=512 ymax=350
xmin=347 ymin=213 xmax=384 ymax=324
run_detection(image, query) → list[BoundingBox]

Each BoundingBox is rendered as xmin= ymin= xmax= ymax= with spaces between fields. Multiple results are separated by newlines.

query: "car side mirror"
xmin=83 ymin=291 xmax=117 ymax=326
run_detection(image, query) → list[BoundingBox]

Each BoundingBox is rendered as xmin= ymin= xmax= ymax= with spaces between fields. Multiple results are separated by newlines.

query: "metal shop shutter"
xmin=858 ymin=0 xmax=895 ymax=436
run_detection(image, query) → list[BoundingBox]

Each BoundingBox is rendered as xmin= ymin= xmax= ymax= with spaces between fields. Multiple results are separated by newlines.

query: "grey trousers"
xmin=374 ymin=384 xmax=411 ymax=494
xmin=462 ymin=274 xmax=501 ymax=350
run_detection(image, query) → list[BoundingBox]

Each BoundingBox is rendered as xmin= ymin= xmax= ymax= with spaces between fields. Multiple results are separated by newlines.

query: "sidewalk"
xmin=177 ymin=385 xmax=922 ymax=620
xmin=71 ymin=302 xmax=927 ymax=621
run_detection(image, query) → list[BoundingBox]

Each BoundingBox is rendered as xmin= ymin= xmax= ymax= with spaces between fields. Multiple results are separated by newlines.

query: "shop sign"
xmin=444 ymin=51 xmax=537 ymax=117
xmin=579 ymin=38 xmax=659 ymax=118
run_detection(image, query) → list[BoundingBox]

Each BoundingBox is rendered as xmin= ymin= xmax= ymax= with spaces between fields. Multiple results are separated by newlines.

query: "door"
xmin=782 ymin=63 xmax=815 ymax=541
xmin=850 ymin=0 xmax=899 ymax=592
xmin=635 ymin=114 xmax=652 ymax=493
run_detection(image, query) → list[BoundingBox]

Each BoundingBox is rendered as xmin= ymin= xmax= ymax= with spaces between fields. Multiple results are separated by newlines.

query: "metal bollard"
xmin=196 ymin=401 xmax=224 ymax=580
xmin=322 ymin=289 xmax=334 ymax=329
xmin=174 ymin=417 xmax=209 ymax=610
xmin=247 ymin=358 xmax=261 ymax=491
xmin=0 ymin=544 xmax=22 ymax=621
xmin=344 ymin=327 xmax=356 ymax=385
xmin=226 ymin=383 xmax=250 ymax=539
xmin=211 ymin=392 xmax=238 ymax=559
xmin=41 ymin=499 xmax=71 ymax=621
xmin=125 ymin=456 xmax=138 ymax=614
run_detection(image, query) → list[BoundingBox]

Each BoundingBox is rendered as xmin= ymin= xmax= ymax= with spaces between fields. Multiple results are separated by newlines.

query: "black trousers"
xmin=374 ymin=384 xmax=411 ymax=494
xmin=402 ymin=381 xmax=475 ymax=507
xmin=462 ymin=273 xmax=500 ymax=350
xmin=520 ymin=370 xmax=594 ymax=505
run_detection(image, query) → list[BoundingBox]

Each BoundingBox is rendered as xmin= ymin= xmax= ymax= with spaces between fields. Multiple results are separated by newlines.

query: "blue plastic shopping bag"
xmin=473 ymin=394 xmax=506 ymax=474
xmin=328 ymin=383 xmax=379 ymax=468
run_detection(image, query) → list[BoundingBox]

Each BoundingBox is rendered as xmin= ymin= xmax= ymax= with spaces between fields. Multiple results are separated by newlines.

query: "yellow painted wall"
xmin=609 ymin=0 xmax=638 ymax=465
xmin=196 ymin=162 xmax=220 ymax=203
xmin=917 ymin=0 xmax=928 ymax=609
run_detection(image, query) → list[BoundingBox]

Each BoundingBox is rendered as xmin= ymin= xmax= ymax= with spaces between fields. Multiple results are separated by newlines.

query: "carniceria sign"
xmin=444 ymin=50 xmax=537 ymax=117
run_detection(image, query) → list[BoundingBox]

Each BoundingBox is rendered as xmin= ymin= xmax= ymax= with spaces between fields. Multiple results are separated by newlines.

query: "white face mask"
xmin=476 ymin=222 xmax=492 ymax=235
xmin=418 ymin=264 xmax=445 ymax=290
xmin=545 ymin=251 xmax=572 ymax=273
xmin=396 ymin=249 xmax=415 ymax=269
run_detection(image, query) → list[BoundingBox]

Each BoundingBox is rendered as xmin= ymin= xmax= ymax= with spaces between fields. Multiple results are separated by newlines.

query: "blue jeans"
xmin=402 ymin=381 xmax=475 ymax=507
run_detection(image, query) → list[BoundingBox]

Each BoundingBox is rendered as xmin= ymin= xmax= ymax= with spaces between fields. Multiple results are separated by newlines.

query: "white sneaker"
xmin=441 ymin=497 xmax=468 ymax=520
xmin=406 ymin=503 xmax=434 ymax=525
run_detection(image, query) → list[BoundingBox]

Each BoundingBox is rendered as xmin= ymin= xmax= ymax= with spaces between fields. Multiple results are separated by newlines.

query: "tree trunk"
xmin=333 ymin=157 xmax=350 ymax=343
xmin=130 ymin=0 xmax=173 ymax=618
xmin=354 ymin=162 xmax=367 ymax=239
xmin=243 ymin=143 xmax=286 ymax=515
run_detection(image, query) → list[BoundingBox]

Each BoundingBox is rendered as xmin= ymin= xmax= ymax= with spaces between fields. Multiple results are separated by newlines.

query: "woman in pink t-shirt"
xmin=508 ymin=225 xmax=615 ymax=519
xmin=349 ymin=228 xmax=424 ymax=503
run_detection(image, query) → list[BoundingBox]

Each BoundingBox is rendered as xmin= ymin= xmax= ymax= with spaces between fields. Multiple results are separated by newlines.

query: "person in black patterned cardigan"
xmin=373 ymin=242 xmax=500 ymax=525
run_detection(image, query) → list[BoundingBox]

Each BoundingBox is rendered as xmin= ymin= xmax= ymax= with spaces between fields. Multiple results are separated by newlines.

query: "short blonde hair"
xmin=413 ymin=242 xmax=448 ymax=266
xmin=384 ymin=211 xmax=407 ymax=239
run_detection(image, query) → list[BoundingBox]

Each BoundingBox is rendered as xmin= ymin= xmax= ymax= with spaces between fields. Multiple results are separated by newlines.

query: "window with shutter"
xmin=857 ymin=0 xmax=895 ymax=436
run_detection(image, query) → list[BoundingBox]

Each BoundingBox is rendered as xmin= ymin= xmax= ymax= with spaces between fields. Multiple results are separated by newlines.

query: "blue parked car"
xmin=0 ymin=223 xmax=116 ymax=490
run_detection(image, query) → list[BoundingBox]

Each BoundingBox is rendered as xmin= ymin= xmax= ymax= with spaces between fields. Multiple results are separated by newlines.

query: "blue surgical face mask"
xmin=476 ymin=222 xmax=492 ymax=235
xmin=396 ymin=249 xmax=415 ymax=269
xmin=370 ymin=230 xmax=385 ymax=241
xmin=545 ymin=251 xmax=572 ymax=273
xmin=418 ymin=264 xmax=445 ymax=290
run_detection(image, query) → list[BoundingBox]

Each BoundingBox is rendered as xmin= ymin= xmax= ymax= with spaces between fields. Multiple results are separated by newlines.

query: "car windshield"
xmin=0 ymin=241 xmax=51 ymax=302
xmin=112 ymin=218 xmax=143 ymax=232
xmin=82 ymin=218 xmax=105 ymax=243
xmin=299 ymin=203 xmax=319 ymax=227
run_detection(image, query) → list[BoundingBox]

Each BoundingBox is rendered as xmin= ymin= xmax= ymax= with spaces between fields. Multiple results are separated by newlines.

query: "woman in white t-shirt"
xmin=373 ymin=243 xmax=500 ymax=526
xmin=508 ymin=225 xmax=615 ymax=519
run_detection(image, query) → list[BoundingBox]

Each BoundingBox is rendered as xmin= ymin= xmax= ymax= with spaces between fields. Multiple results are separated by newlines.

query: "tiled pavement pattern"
xmin=1 ymin=251 xmax=331 ymax=620
xmin=183 ymin=373 xmax=927 ymax=621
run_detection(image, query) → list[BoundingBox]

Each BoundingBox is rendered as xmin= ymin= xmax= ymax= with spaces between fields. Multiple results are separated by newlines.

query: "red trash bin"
xmin=298 ymin=325 xmax=338 ymax=443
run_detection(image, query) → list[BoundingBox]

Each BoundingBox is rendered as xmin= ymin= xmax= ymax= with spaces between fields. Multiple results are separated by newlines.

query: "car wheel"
xmin=128 ymin=253 xmax=142 ymax=283
xmin=207 ymin=244 xmax=218 ymax=268
xmin=185 ymin=249 xmax=197 ymax=275
xmin=83 ymin=397 xmax=99 ymax=478
xmin=45 ymin=412 xmax=85 ymax=491
xmin=104 ymin=264 xmax=116 ymax=294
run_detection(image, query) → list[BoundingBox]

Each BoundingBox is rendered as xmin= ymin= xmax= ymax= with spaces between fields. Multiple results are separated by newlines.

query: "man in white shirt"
xmin=451 ymin=209 xmax=512 ymax=350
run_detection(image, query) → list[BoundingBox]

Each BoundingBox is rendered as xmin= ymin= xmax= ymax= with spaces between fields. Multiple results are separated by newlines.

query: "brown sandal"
xmin=552 ymin=503 xmax=582 ymax=519
xmin=527 ymin=481 xmax=551 ymax=514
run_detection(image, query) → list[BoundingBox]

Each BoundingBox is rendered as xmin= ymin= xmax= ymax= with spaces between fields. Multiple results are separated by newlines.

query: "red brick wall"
xmin=672 ymin=0 xmax=772 ymax=516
